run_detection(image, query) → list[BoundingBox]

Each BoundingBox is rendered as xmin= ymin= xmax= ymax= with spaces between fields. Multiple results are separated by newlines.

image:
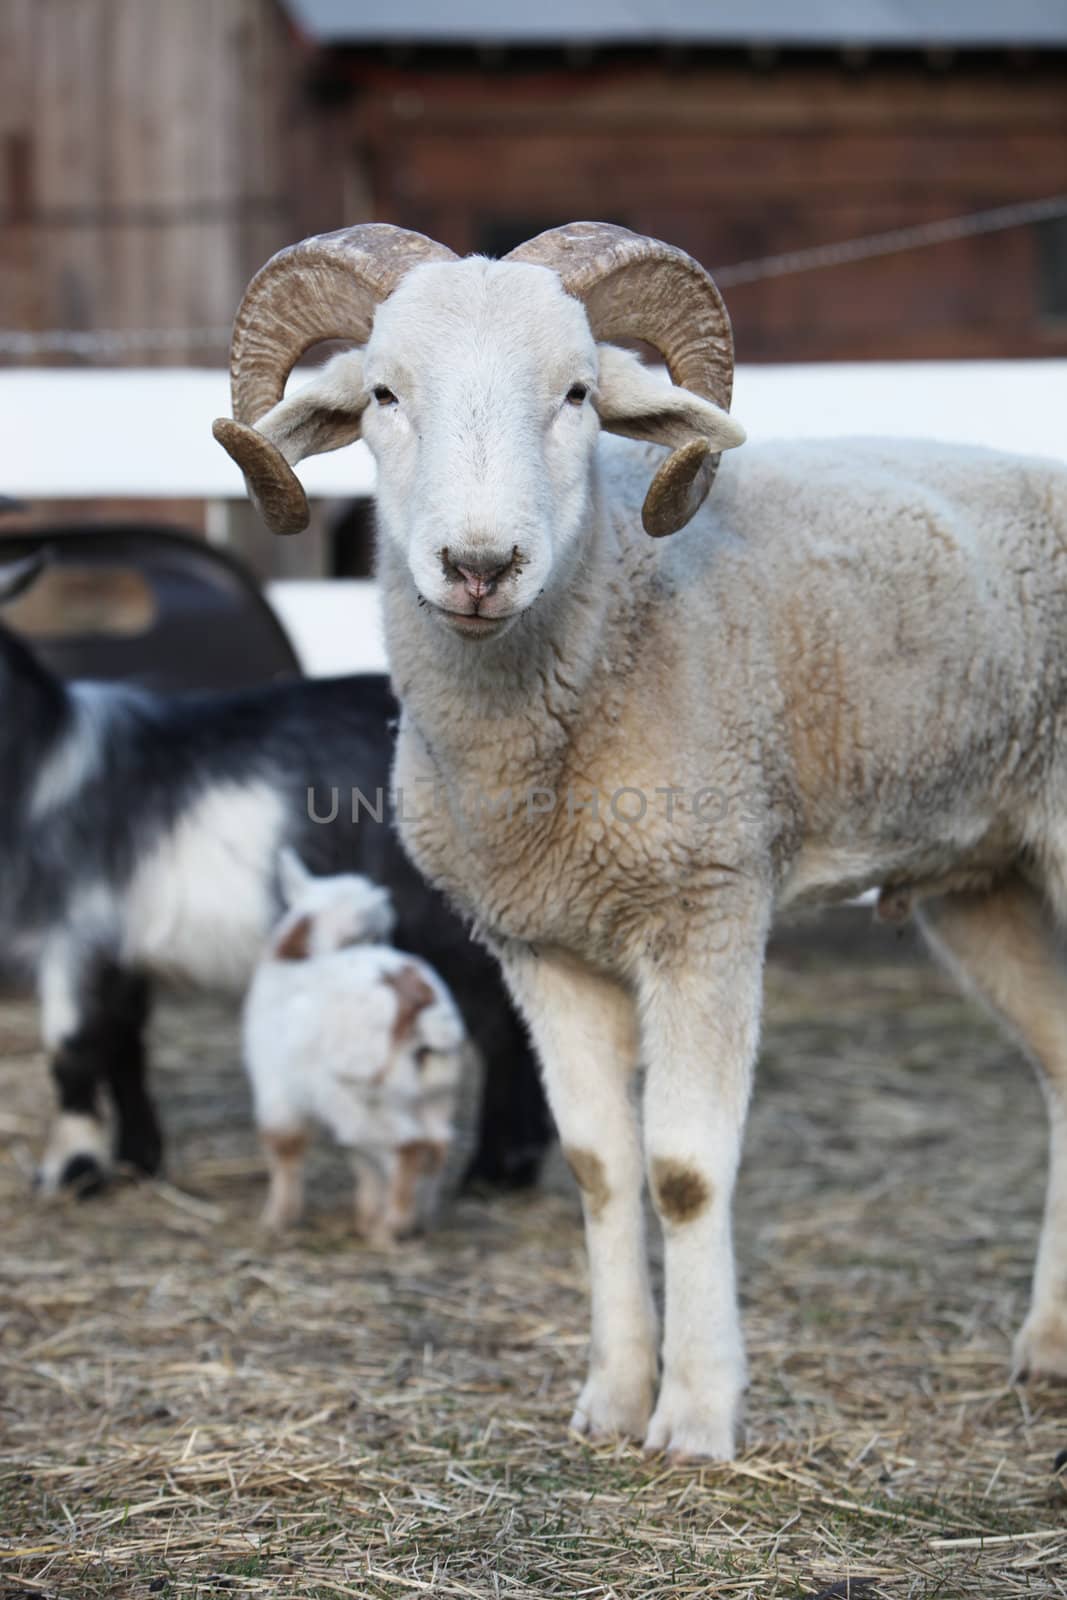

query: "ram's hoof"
xmin=1012 ymin=1312 xmax=1067 ymax=1383
xmin=570 ymin=1359 xmax=655 ymax=1442
xmin=643 ymin=1375 xmax=742 ymax=1462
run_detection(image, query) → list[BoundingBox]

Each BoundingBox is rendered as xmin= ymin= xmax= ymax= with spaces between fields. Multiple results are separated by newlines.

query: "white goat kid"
xmin=215 ymin=221 xmax=1067 ymax=1460
xmin=244 ymin=850 xmax=467 ymax=1244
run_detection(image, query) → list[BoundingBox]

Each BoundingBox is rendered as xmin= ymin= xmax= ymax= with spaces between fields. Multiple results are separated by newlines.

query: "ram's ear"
xmin=253 ymin=348 xmax=369 ymax=462
xmin=593 ymin=344 xmax=746 ymax=537
xmin=213 ymin=348 xmax=368 ymax=535
xmin=594 ymin=344 xmax=745 ymax=454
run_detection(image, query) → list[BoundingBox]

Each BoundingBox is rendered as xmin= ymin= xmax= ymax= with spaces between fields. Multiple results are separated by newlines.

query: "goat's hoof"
xmin=116 ymin=1132 xmax=163 ymax=1176
xmin=63 ymin=1153 xmax=109 ymax=1197
xmin=643 ymin=1379 xmax=740 ymax=1462
xmin=34 ymin=1152 xmax=109 ymax=1199
xmin=36 ymin=1114 xmax=113 ymax=1197
xmin=259 ymin=1203 xmax=303 ymax=1233
xmin=360 ymin=1225 xmax=400 ymax=1252
xmin=570 ymin=1363 xmax=654 ymax=1442
xmin=352 ymin=1209 xmax=401 ymax=1250
xmin=1012 ymin=1313 xmax=1067 ymax=1383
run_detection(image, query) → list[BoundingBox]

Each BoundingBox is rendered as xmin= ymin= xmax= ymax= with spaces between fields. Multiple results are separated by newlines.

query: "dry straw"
xmin=1 ymin=920 xmax=1065 ymax=1598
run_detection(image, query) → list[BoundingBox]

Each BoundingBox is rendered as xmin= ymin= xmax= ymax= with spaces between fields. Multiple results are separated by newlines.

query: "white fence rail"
xmin=0 ymin=361 xmax=1063 ymax=500
xmin=2 ymin=360 xmax=1063 ymax=679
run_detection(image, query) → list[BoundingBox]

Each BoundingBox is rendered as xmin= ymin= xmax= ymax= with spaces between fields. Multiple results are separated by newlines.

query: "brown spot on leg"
xmin=651 ymin=1158 xmax=711 ymax=1225
xmin=564 ymin=1146 xmax=611 ymax=1219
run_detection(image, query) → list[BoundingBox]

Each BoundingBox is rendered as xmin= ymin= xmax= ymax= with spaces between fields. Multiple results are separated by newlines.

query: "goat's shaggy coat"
xmin=215 ymin=220 xmax=1067 ymax=1460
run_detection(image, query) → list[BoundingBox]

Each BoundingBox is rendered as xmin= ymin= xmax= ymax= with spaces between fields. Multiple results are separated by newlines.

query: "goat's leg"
xmin=390 ymin=1139 xmax=447 ymax=1237
xmin=350 ymin=1148 xmax=424 ymax=1247
xmin=100 ymin=967 xmax=160 ymax=1176
xmin=350 ymin=1149 xmax=391 ymax=1241
xmin=502 ymin=944 xmax=655 ymax=1439
xmin=463 ymin=993 xmax=552 ymax=1189
xmin=40 ymin=1052 xmax=111 ymax=1195
xmin=38 ymin=944 xmax=161 ymax=1193
xmin=37 ymin=936 xmax=112 ymax=1193
xmin=919 ymin=876 xmax=1067 ymax=1380
xmin=637 ymin=898 xmax=768 ymax=1460
xmin=261 ymin=1126 xmax=308 ymax=1230
xmin=38 ymin=944 xmax=160 ymax=1191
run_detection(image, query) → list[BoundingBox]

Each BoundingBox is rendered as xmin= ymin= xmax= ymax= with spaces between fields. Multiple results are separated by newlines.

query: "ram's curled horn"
xmin=506 ymin=222 xmax=736 ymax=537
xmin=212 ymin=223 xmax=457 ymax=535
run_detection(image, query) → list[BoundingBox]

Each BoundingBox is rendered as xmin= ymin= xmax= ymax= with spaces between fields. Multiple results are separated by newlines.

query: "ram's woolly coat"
xmin=388 ymin=435 xmax=1067 ymax=967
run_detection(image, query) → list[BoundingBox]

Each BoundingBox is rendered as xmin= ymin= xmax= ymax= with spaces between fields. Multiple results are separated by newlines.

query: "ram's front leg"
xmin=502 ymin=944 xmax=656 ymax=1440
xmin=638 ymin=895 xmax=769 ymax=1460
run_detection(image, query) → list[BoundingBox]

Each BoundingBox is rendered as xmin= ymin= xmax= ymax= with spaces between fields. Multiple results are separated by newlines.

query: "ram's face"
xmin=213 ymin=221 xmax=746 ymax=639
xmin=362 ymin=261 xmax=599 ymax=639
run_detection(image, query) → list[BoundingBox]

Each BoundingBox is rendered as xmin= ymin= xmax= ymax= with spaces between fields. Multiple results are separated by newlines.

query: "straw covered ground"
xmin=1 ymin=916 xmax=1066 ymax=1599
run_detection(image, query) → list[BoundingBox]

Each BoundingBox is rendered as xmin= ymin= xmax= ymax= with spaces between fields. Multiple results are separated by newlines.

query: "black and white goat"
xmin=0 ymin=554 xmax=549 ymax=1193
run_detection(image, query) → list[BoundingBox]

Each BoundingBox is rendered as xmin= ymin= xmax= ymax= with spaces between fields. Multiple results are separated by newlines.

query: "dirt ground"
xmin=1 ymin=916 xmax=1066 ymax=1599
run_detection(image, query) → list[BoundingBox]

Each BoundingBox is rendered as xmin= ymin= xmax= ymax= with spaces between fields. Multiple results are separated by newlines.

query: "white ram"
xmin=214 ymin=221 xmax=1067 ymax=1460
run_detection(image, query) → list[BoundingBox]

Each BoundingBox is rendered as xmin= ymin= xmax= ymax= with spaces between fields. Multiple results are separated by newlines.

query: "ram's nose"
xmin=441 ymin=546 xmax=519 ymax=602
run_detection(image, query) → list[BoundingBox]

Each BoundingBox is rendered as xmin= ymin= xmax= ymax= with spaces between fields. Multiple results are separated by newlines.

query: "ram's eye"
xmin=566 ymin=383 xmax=588 ymax=406
xmin=373 ymin=385 xmax=398 ymax=406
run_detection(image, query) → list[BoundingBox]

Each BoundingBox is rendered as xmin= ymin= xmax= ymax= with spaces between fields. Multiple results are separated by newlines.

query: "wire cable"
xmin=712 ymin=194 xmax=1067 ymax=286
xmin=2 ymin=195 xmax=1066 ymax=355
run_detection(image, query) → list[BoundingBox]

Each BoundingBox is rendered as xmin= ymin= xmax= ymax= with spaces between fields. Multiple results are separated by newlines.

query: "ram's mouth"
xmin=433 ymin=606 xmax=515 ymax=640
xmin=420 ymin=598 xmax=522 ymax=640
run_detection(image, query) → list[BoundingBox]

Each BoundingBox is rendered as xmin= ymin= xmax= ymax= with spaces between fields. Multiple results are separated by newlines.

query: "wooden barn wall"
xmin=325 ymin=59 xmax=1067 ymax=362
xmin=0 ymin=0 xmax=305 ymax=368
xmin=4 ymin=21 xmax=1064 ymax=369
